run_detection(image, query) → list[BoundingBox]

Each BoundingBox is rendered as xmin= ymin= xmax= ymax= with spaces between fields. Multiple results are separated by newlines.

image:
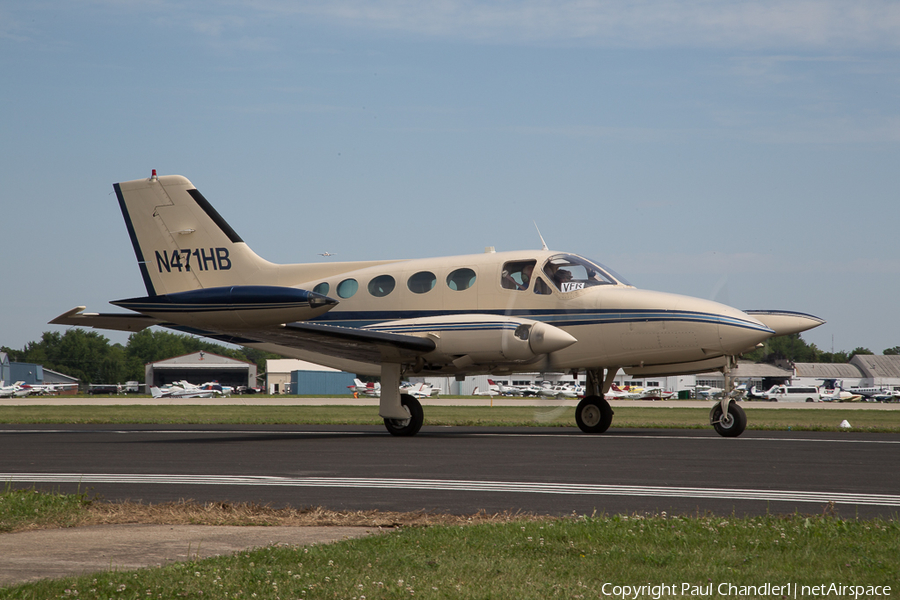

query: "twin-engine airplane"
xmin=51 ymin=171 xmax=825 ymax=437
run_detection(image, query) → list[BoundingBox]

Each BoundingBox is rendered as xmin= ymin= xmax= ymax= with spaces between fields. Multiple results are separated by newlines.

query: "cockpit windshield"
xmin=542 ymin=254 xmax=630 ymax=292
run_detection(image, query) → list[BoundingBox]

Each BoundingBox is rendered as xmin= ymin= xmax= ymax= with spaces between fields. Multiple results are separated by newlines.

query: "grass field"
xmin=1 ymin=487 xmax=898 ymax=599
xmin=1 ymin=404 xmax=899 ymax=431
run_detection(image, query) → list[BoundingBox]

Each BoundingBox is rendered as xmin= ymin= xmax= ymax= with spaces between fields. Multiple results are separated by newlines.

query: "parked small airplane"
xmin=608 ymin=384 xmax=640 ymax=399
xmin=51 ymin=172 xmax=825 ymax=437
xmin=473 ymin=384 xmax=500 ymax=396
xmin=151 ymin=381 xmax=216 ymax=399
xmin=638 ymin=388 xmax=675 ymax=400
xmin=0 ymin=382 xmax=26 ymax=398
xmin=847 ymin=386 xmax=886 ymax=399
xmin=694 ymin=385 xmax=724 ymax=399
xmin=487 ymin=379 xmax=524 ymax=396
xmin=820 ymin=387 xmax=863 ymax=403
xmin=348 ymin=378 xmax=381 ymax=397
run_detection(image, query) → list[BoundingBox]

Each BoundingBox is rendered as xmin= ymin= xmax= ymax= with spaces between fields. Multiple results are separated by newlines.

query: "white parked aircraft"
xmin=51 ymin=172 xmax=825 ymax=437
xmin=0 ymin=382 xmax=26 ymax=398
xmin=150 ymin=381 xmax=216 ymax=399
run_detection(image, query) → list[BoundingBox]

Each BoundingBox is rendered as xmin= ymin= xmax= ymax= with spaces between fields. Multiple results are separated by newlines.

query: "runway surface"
xmin=3 ymin=425 xmax=899 ymax=519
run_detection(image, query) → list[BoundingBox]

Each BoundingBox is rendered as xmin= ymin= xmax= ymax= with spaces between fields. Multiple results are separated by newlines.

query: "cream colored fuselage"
xmin=248 ymin=249 xmax=775 ymax=377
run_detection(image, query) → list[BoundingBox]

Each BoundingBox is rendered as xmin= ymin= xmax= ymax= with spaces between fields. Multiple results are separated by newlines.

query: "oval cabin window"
xmin=446 ymin=268 xmax=476 ymax=291
xmin=336 ymin=278 xmax=359 ymax=298
xmin=407 ymin=271 xmax=437 ymax=294
xmin=368 ymin=275 xmax=396 ymax=298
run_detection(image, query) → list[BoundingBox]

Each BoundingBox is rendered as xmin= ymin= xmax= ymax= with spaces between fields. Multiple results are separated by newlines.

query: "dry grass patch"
xmin=44 ymin=498 xmax=549 ymax=532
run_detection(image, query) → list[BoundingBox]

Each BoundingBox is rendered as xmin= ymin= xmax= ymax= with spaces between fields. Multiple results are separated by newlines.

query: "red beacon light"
xmin=150 ymin=169 xmax=158 ymax=181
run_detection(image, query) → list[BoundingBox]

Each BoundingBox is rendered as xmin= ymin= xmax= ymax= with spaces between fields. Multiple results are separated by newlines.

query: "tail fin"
xmin=115 ymin=173 xmax=279 ymax=296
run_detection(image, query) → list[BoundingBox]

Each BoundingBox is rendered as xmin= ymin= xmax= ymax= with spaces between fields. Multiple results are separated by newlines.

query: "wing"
xmin=50 ymin=307 xmax=435 ymax=365
xmin=235 ymin=322 xmax=436 ymax=364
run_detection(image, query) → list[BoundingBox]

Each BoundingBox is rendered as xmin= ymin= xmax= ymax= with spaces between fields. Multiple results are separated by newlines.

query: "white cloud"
xmin=244 ymin=0 xmax=900 ymax=49
xmin=611 ymin=251 xmax=900 ymax=276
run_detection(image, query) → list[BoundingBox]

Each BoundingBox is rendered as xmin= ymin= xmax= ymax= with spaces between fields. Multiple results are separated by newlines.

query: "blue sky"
xmin=2 ymin=1 xmax=899 ymax=356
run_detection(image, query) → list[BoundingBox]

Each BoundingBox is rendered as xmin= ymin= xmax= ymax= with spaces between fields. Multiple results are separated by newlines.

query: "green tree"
xmin=847 ymin=347 xmax=873 ymax=360
xmin=5 ymin=330 xmax=125 ymax=384
xmin=743 ymin=333 xmax=820 ymax=364
xmin=884 ymin=346 xmax=900 ymax=356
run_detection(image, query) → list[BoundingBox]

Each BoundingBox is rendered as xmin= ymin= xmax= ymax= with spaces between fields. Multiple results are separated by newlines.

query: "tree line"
xmin=2 ymin=329 xmax=280 ymax=385
xmin=3 ymin=329 xmax=899 ymax=386
xmin=733 ymin=334 xmax=897 ymax=364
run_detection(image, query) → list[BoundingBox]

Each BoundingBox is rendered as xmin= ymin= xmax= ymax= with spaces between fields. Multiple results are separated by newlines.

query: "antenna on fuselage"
xmin=533 ymin=221 xmax=549 ymax=251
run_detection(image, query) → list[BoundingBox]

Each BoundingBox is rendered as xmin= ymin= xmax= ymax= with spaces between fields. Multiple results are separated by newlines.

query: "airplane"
xmin=14 ymin=382 xmax=79 ymax=396
xmin=349 ymin=378 xmax=381 ymax=397
xmin=0 ymin=382 xmax=27 ymax=398
xmin=473 ymin=384 xmax=500 ymax=396
xmin=819 ymin=387 xmax=863 ymax=403
xmin=401 ymin=382 xmax=435 ymax=399
xmin=539 ymin=381 xmax=582 ymax=399
xmin=693 ymin=385 xmax=724 ymax=399
xmin=609 ymin=384 xmax=640 ymax=399
xmin=487 ymin=379 xmax=523 ymax=396
xmin=318 ymin=252 xmax=337 ymax=257
xmin=151 ymin=381 xmax=217 ymax=399
xmin=846 ymin=386 xmax=887 ymax=400
xmin=874 ymin=390 xmax=900 ymax=402
xmin=199 ymin=381 xmax=233 ymax=396
xmin=50 ymin=171 xmax=825 ymax=437
xmin=638 ymin=388 xmax=675 ymax=400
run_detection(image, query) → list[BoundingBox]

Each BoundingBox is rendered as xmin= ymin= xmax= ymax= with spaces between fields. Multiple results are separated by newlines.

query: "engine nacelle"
xmin=364 ymin=314 xmax=577 ymax=365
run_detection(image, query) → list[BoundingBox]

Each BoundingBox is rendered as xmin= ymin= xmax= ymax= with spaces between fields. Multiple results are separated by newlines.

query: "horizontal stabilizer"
xmin=49 ymin=306 xmax=161 ymax=332
xmin=111 ymin=285 xmax=338 ymax=329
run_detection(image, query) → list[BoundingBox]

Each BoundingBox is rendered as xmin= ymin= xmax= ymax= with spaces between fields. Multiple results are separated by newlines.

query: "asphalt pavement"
xmin=2 ymin=396 xmax=898 ymax=587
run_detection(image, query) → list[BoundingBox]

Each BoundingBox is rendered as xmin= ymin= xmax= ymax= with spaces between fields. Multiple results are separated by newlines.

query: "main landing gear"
xmin=575 ymin=395 xmax=614 ymax=434
xmin=383 ymin=394 xmax=424 ymax=437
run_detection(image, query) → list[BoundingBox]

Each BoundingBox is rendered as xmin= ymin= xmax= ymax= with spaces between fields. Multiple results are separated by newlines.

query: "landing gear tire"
xmin=711 ymin=401 xmax=746 ymax=437
xmin=384 ymin=394 xmax=424 ymax=437
xmin=575 ymin=395 xmax=613 ymax=434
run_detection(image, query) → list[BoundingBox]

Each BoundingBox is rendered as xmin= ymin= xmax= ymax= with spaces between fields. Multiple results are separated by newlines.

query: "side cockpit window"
xmin=533 ymin=277 xmax=552 ymax=295
xmin=501 ymin=260 xmax=536 ymax=291
xmin=543 ymin=254 xmax=620 ymax=292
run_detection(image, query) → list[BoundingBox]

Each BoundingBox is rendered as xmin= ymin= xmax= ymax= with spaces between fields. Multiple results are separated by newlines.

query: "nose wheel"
xmin=710 ymin=400 xmax=746 ymax=437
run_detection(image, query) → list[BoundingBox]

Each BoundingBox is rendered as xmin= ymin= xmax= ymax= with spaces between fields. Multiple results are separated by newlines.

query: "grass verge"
xmin=0 ymin=485 xmax=93 ymax=534
xmin=2 ymin=506 xmax=897 ymax=599
xmin=1 ymin=405 xmax=899 ymax=431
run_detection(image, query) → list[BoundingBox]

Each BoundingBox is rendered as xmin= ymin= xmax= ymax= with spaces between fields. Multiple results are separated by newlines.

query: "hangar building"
xmin=265 ymin=359 xmax=355 ymax=395
xmin=145 ymin=351 xmax=256 ymax=389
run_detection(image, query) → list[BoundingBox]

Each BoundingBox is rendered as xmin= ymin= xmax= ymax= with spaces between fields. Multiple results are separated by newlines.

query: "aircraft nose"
xmin=710 ymin=302 xmax=775 ymax=355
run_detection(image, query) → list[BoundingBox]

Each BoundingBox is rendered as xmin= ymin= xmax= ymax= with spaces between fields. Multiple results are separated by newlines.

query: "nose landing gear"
xmin=710 ymin=399 xmax=747 ymax=437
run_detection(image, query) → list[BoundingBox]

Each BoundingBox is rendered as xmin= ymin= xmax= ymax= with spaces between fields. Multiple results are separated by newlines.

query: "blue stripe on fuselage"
xmin=311 ymin=309 xmax=775 ymax=334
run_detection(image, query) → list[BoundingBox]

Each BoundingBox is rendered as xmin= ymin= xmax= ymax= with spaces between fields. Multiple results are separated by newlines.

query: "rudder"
xmin=115 ymin=173 xmax=275 ymax=296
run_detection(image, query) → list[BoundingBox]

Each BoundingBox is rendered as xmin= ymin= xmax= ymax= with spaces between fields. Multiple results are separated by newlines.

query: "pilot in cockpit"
xmin=501 ymin=262 xmax=534 ymax=290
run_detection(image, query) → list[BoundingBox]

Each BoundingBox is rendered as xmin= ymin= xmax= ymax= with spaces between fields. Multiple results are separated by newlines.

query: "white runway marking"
xmin=2 ymin=428 xmax=899 ymax=446
xmin=4 ymin=473 xmax=900 ymax=507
